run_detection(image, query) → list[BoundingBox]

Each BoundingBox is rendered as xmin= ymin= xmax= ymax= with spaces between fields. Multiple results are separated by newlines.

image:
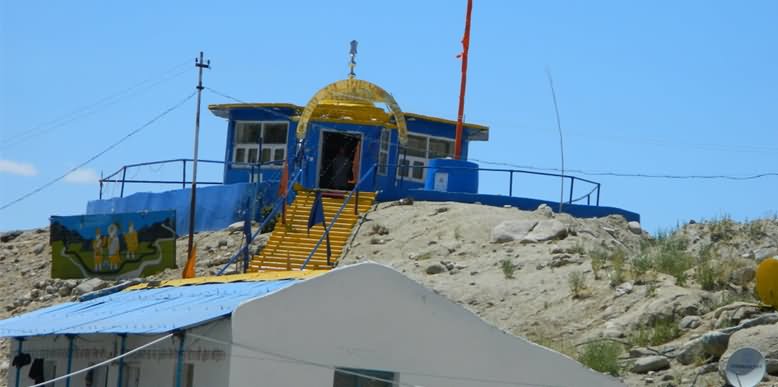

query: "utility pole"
xmin=454 ymin=0 xmax=473 ymax=160
xmin=186 ymin=52 xmax=210 ymax=272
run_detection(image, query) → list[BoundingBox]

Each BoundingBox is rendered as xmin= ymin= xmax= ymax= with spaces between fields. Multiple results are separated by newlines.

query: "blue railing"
xmin=391 ymin=163 xmax=601 ymax=206
xmin=299 ymin=164 xmax=378 ymax=270
xmin=99 ymin=158 xmax=285 ymax=199
xmin=216 ymin=167 xmax=304 ymax=275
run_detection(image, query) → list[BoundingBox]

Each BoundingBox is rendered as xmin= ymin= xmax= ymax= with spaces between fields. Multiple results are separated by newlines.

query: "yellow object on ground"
xmin=755 ymin=256 xmax=778 ymax=308
xmin=128 ymin=270 xmax=326 ymax=290
xmin=250 ymin=190 xmax=375 ymax=272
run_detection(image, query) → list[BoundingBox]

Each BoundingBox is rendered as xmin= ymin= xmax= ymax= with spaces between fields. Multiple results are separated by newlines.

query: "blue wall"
xmin=378 ymin=189 xmax=640 ymax=222
xmin=86 ymin=182 xmax=272 ymax=234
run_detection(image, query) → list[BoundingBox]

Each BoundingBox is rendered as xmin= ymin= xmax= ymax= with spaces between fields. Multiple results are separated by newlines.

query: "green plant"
xmin=578 ymin=341 xmax=622 ymax=376
xmin=629 ymin=318 xmax=681 ymax=346
xmin=646 ymin=281 xmax=658 ymax=297
xmin=500 ymin=259 xmax=517 ymax=279
xmin=708 ymin=215 xmax=736 ymax=242
xmin=568 ymin=271 xmax=588 ymax=298
xmin=569 ymin=242 xmax=586 ymax=255
xmin=630 ymin=255 xmax=653 ymax=284
xmin=650 ymin=237 xmax=693 ymax=286
xmin=589 ymin=248 xmax=607 ymax=280
xmin=746 ymin=220 xmax=767 ymax=240
xmin=609 ymin=250 xmax=626 ymax=287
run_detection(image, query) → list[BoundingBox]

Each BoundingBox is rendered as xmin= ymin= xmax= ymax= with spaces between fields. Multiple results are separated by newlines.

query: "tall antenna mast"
xmin=454 ymin=0 xmax=473 ymax=160
xmin=184 ymin=51 xmax=210 ymax=278
xmin=545 ymin=67 xmax=565 ymax=213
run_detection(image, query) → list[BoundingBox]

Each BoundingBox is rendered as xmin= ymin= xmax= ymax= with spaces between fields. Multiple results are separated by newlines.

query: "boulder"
xmin=0 ymin=230 xmax=22 ymax=243
xmin=679 ymin=315 xmax=702 ymax=330
xmin=534 ymin=204 xmax=553 ymax=218
xmin=718 ymin=324 xmax=778 ymax=376
xmin=676 ymin=337 xmax=704 ymax=365
xmin=631 ymin=356 xmax=670 ymax=373
xmin=491 ymin=220 xmax=537 ymax=243
xmin=72 ymin=278 xmax=108 ymax=296
xmin=33 ymin=243 xmax=46 ymax=255
xmin=425 ymin=263 xmax=446 ymax=275
xmin=701 ymin=331 xmax=731 ymax=358
xmin=522 ymin=220 xmax=567 ymax=243
xmin=754 ymin=246 xmax=777 ymax=263
xmin=628 ymin=221 xmax=643 ymax=235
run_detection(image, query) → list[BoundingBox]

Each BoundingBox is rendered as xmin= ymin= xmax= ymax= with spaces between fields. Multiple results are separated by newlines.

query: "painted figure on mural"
xmin=92 ymin=228 xmax=104 ymax=272
xmin=107 ymin=223 xmax=121 ymax=270
xmin=125 ymin=221 xmax=139 ymax=260
xmin=331 ymin=145 xmax=352 ymax=190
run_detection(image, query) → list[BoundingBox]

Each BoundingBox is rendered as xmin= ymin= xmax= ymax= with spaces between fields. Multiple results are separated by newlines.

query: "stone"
xmin=614 ymin=282 xmax=634 ymax=297
xmin=729 ymin=267 xmax=756 ymax=286
xmin=522 ymin=220 xmax=568 ymax=243
xmin=631 ymin=356 xmax=670 ymax=373
xmin=218 ymin=239 xmax=229 ymax=248
xmin=227 ymin=221 xmax=244 ymax=232
xmin=58 ymin=286 xmax=71 ymax=297
xmin=676 ymin=337 xmax=705 ymax=365
xmin=534 ymin=204 xmax=553 ymax=218
xmin=72 ymin=278 xmax=108 ymax=296
xmin=628 ymin=221 xmax=643 ymax=235
xmin=679 ymin=315 xmax=702 ymax=330
xmin=718 ymin=324 xmax=778 ymax=376
xmin=701 ymin=331 xmax=730 ymax=358
xmin=32 ymin=243 xmax=46 ymax=255
xmin=491 ymin=220 xmax=537 ymax=243
xmin=628 ymin=347 xmax=657 ymax=358
xmin=425 ymin=263 xmax=446 ymax=275
xmin=754 ymin=247 xmax=777 ymax=263
xmin=766 ymin=358 xmax=778 ymax=376
xmin=0 ymin=230 xmax=22 ymax=243
xmin=549 ymin=254 xmax=583 ymax=268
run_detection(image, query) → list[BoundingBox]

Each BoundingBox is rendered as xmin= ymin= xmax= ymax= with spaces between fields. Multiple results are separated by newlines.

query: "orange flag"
xmin=182 ymin=245 xmax=197 ymax=278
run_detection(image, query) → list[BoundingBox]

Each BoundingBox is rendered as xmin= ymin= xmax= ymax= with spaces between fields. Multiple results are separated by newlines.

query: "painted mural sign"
xmin=49 ymin=211 xmax=176 ymax=279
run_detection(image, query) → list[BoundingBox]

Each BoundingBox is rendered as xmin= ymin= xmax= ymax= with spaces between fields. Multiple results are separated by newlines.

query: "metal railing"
xmin=299 ymin=164 xmax=378 ymax=270
xmin=99 ymin=158 xmax=285 ymax=199
xmin=216 ymin=167 xmax=304 ymax=275
xmin=391 ymin=163 xmax=601 ymax=206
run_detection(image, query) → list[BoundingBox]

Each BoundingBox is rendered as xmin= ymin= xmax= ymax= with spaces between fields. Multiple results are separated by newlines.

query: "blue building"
xmin=89 ymin=74 xmax=638 ymax=234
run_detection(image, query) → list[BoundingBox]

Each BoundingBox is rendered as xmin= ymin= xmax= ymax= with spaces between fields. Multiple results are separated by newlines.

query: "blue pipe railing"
xmin=299 ymin=164 xmax=378 ymax=271
xmin=99 ymin=158 xmax=286 ymax=199
xmin=216 ymin=167 xmax=303 ymax=275
xmin=387 ymin=163 xmax=601 ymax=206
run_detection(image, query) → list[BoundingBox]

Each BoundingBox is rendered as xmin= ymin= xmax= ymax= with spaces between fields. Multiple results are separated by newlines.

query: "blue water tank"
xmin=424 ymin=158 xmax=479 ymax=193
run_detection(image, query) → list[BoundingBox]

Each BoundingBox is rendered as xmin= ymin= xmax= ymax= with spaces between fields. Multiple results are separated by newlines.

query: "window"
xmin=333 ymin=368 xmax=396 ymax=387
xmin=378 ymin=129 xmax=390 ymax=175
xmin=396 ymin=134 xmax=454 ymax=181
xmin=233 ymin=121 xmax=289 ymax=166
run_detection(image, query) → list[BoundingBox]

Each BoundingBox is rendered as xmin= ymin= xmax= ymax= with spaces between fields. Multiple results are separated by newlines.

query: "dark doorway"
xmin=319 ymin=132 xmax=361 ymax=191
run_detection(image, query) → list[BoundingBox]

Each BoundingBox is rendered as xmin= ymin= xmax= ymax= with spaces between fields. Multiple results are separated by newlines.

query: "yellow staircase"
xmin=248 ymin=190 xmax=376 ymax=272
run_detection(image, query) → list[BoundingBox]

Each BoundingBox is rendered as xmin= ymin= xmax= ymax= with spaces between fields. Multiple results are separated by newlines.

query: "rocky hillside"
xmin=339 ymin=201 xmax=778 ymax=387
xmin=0 ymin=202 xmax=776 ymax=386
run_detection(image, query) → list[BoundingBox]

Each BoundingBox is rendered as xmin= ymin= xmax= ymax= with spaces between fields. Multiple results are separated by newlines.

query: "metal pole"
xmin=569 ymin=177 xmax=574 ymax=205
xmin=14 ymin=338 xmax=23 ymax=387
xmin=508 ymin=171 xmax=513 ymax=197
xmin=453 ymin=0 xmax=473 ymax=160
xmin=596 ymin=184 xmax=601 ymax=206
xmin=186 ymin=52 xmax=210 ymax=266
xmin=182 ymin=160 xmax=186 ymax=190
xmin=120 ymin=167 xmax=127 ymax=198
xmin=65 ymin=335 xmax=75 ymax=387
xmin=99 ymin=171 xmax=104 ymax=199
xmin=116 ymin=334 xmax=126 ymax=387
xmin=174 ymin=333 xmax=186 ymax=387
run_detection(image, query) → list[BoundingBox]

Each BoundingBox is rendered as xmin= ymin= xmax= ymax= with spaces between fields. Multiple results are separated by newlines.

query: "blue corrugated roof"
xmin=0 ymin=280 xmax=298 ymax=337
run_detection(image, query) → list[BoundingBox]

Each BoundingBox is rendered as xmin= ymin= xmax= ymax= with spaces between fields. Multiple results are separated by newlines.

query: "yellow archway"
xmin=296 ymin=78 xmax=408 ymax=144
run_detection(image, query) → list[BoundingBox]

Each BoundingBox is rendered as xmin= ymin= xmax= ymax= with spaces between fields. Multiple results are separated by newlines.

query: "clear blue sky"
xmin=1 ymin=1 xmax=776 ymax=233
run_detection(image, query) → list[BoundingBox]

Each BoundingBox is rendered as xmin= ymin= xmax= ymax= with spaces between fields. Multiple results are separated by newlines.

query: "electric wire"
xmin=1 ymin=60 xmax=192 ymax=149
xmin=26 ymin=333 xmax=174 ymax=387
xmin=0 ymin=91 xmax=196 ymax=212
xmin=189 ymin=332 xmax=573 ymax=387
xmin=205 ymin=88 xmax=778 ymax=181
